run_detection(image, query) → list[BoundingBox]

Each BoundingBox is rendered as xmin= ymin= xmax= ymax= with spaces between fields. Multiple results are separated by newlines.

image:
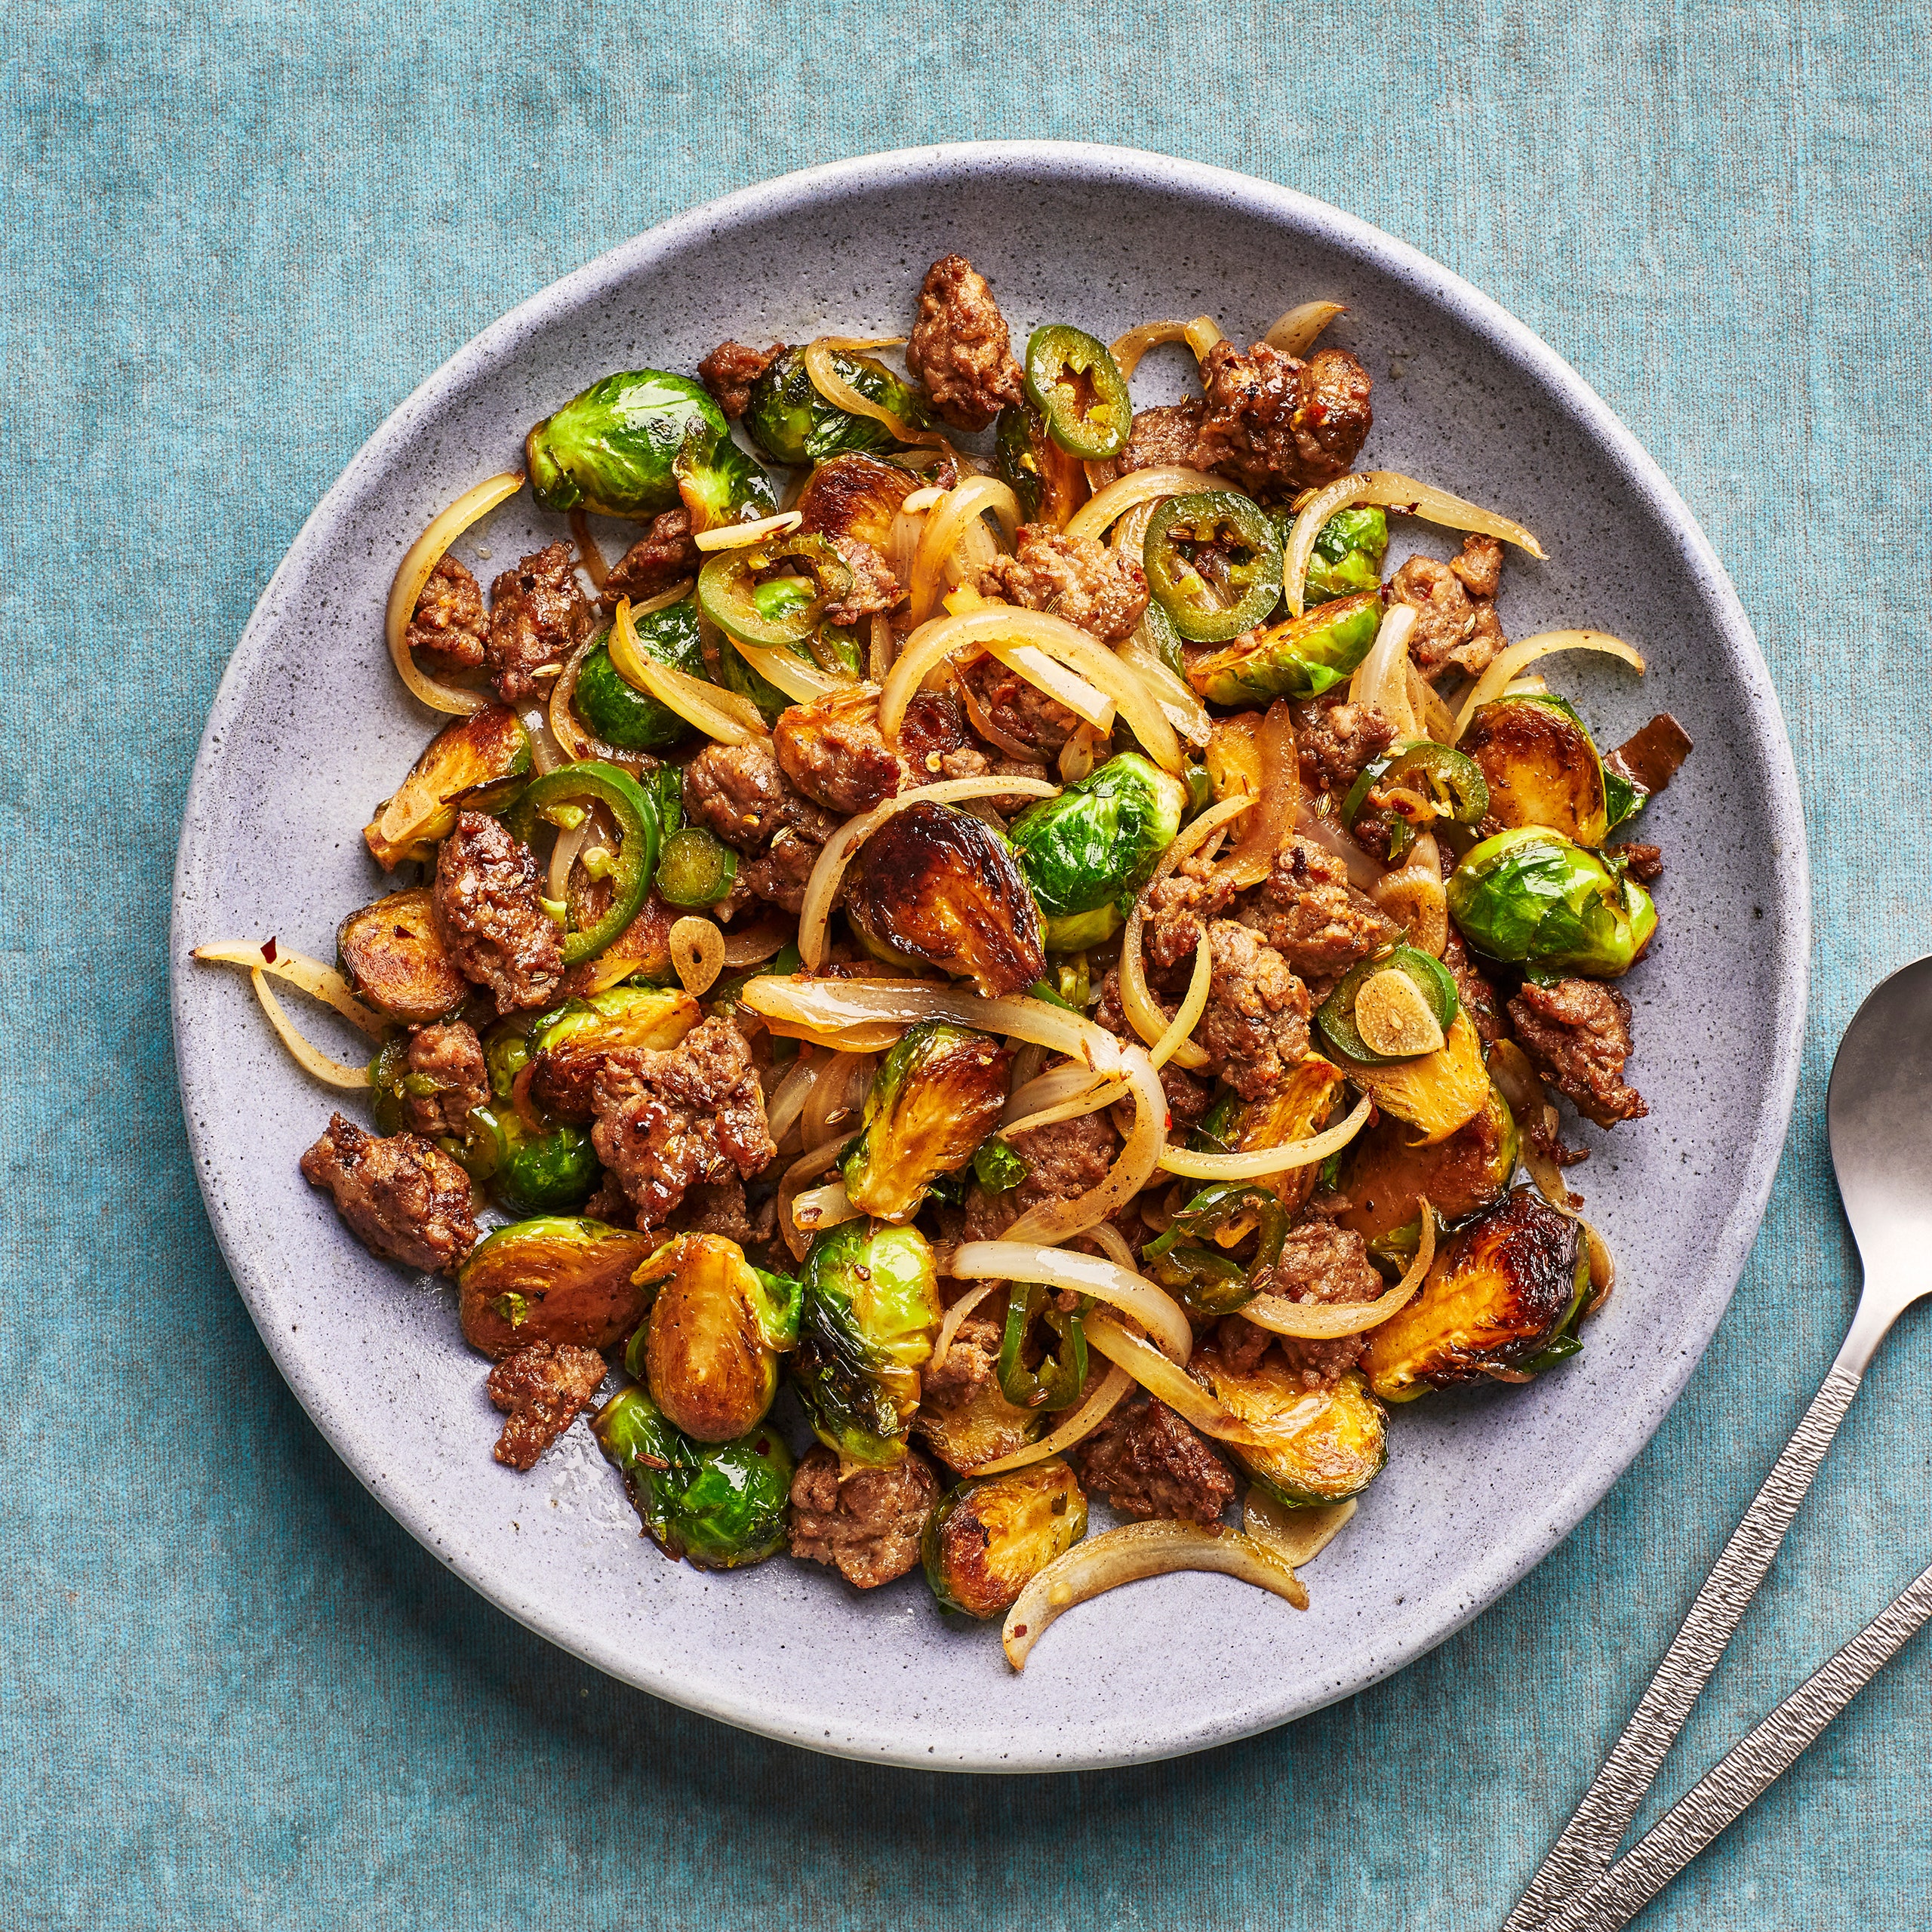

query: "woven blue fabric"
xmin=5 ymin=5 xmax=1929 ymax=1925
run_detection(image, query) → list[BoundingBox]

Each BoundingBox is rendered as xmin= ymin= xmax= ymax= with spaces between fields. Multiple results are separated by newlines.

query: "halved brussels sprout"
xmin=743 ymin=345 xmax=931 ymax=467
xmin=595 ymin=1383 xmax=793 ymax=1569
xmin=563 ymin=895 xmax=681 ymax=997
xmin=337 ymin=888 xmax=472 ymax=1023
xmin=467 ymin=1109 xmax=600 ymax=1217
xmin=795 ymin=451 xmax=917 ymax=553
xmin=1007 ymin=753 xmax=1187 ymax=929
xmin=1187 ymin=589 xmax=1383 ymax=705
xmin=1318 ymin=946 xmax=1459 ymax=1065
xmin=915 ymin=1373 xmax=1042 ymax=1475
xmin=791 ymin=1220 xmax=943 ymax=1463
xmin=1332 ymin=1083 xmax=1519 ymax=1243
xmin=528 ymin=984 xmax=700 ymax=1118
xmin=841 ymin=1021 xmax=1014 ymax=1221
xmin=1362 ymin=1186 xmax=1587 ymax=1401
xmin=1300 ymin=505 xmax=1389 ymax=607
xmin=363 ymin=706 xmax=532 ymax=870
xmin=922 ymin=1457 xmax=1088 ymax=1619
xmin=846 ymin=801 xmax=1046 ymax=998
xmin=457 ymin=1216 xmax=655 ymax=1359
xmin=1331 ymin=1011 xmax=1491 ymax=1146
xmin=1447 ymin=827 xmax=1658 ymax=977
xmin=572 ymin=602 xmax=704 ymax=752
xmin=1194 ymin=1352 xmax=1389 ymax=1506
xmin=995 ymin=403 xmax=1089 ymax=529
xmin=525 ymin=368 xmax=777 ymax=527
xmin=1460 ymin=696 xmax=1611 ymax=847
xmin=627 ymin=1234 xmax=801 ymax=1442
xmin=1197 ymin=1054 xmax=1349 ymax=1212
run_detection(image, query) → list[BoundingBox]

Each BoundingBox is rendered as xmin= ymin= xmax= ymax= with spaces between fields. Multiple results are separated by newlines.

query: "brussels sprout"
xmin=337 ymin=888 xmax=471 ymax=1023
xmin=846 ymin=801 xmax=1046 ymax=998
xmin=1301 ymin=505 xmax=1389 ymax=608
xmin=1333 ymin=1083 xmax=1519 ymax=1243
xmin=795 ymin=451 xmax=918 ymax=552
xmin=464 ymin=1107 xmax=600 ymax=1217
xmin=363 ymin=706 xmax=532 ymax=869
xmin=841 ymin=1022 xmax=1014 ymax=1221
xmin=525 ymin=369 xmax=777 ymax=528
xmin=792 ymin=1220 xmax=943 ymax=1463
xmin=457 ymin=1216 xmax=655 ymax=1358
xmin=1195 ymin=1055 xmax=1349 ymax=1212
xmin=1459 ymin=696 xmax=1611 ymax=847
xmin=922 ymin=1458 xmax=1088 ymax=1618
xmin=595 ymin=1383 xmax=793 ymax=1568
xmin=572 ymin=602 xmax=704 ymax=752
xmin=1007 ymin=754 xmax=1187 ymax=931
xmin=743 ymin=345 xmax=931 ymax=467
xmin=1447 ymin=827 xmax=1658 ymax=977
xmin=995 ymin=402 xmax=1090 ymax=529
xmin=625 ymin=1234 xmax=800 ymax=1441
xmin=1188 ymin=589 xmax=1383 ymax=705
xmin=1331 ymin=1011 xmax=1491 ymax=1146
xmin=528 ymin=984 xmax=700 ymax=1118
xmin=1317 ymin=946 xmax=1460 ymax=1065
xmin=1362 ymin=1186 xmax=1588 ymax=1400
xmin=1194 ymin=1354 xmax=1388 ymax=1506
xmin=915 ymin=1373 xmax=1042 ymax=1475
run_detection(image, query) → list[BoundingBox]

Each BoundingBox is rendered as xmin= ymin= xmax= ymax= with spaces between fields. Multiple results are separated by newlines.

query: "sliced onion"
xmin=384 ymin=469 xmax=524 ymax=714
xmin=762 ymin=1056 xmax=819 ymax=1146
xmin=1158 ymin=1092 xmax=1372 ymax=1180
xmin=733 ymin=638 xmax=852 ymax=703
xmin=1109 ymin=319 xmax=1192 ymax=380
xmin=792 ymin=1180 xmax=859 ymax=1236
xmin=909 ymin=476 xmax=1023 ymax=625
xmin=1149 ymin=937 xmax=1212 ymax=1071
xmin=1243 ymin=1203 xmax=1435 ymax=1337
xmin=1293 ymin=801 xmax=1385 ymax=891
xmin=1372 ymin=830 xmax=1448 ymax=957
xmin=983 ymin=636 xmax=1116 ymax=731
xmin=551 ymin=638 xmax=638 ymax=767
xmin=1116 ymin=632 xmax=1213 ymax=752
xmin=1282 ymin=475 xmax=1374 ymax=619
xmin=1083 ymin=1313 xmax=1278 ymax=1447
xmin=1417 ymin=672 xmax=1458 ymax=745
xmin=1223 ymin=701 xmax=1300 ymax=889
xmin=900 ymin=485 xmax=945 ymax=514
xmin=1452 ymin=631 xmax=1647 ymax=743
xmin=245 ymin=969 xmax=371 ymax=1089
xmin=608 ymin=596 xmax=768 ymax=744
xmin=1081 ymin=1222 xmax=1139 ymax=1272
xmin=929 ymin=1280 xmax=1000 ymax=1381
xmin=1580 ymin=1217 xmax=1617 ymax=1317
xmin=1348 ymin=604 xmax=1420 ymax=737
xmin=1004 ymin=1044 xmax=1164 ymax=1246
xmin=693 ymin=509 xmax=802 ymax=552
xmin=804 ymin=337 xmax=945 ymax=448
xmin=1184 ymin=314 xmax=1226 ymax=360
xmin=1064 ymin=466 xmax=1224 ymax=544
xmin=778 ymin=1131 xmax=857 ymax=1261
xmin=569 ymin=510 xmax=609 ymax=589
xmin=1244 ymin=1484 xmax=1355 ymax=1567
xmin=719 ymin=921 xmax=789 ymax=969
xmin=795 ymin=771 xmax=1056 ymax=970
xmin=192 ymin=943 xmax=390 ymax=1038
xmin=1001 ymin=1075 xmax=1130 ymax=1140
xmin=546 ymin=814 xmax=592 ymax=903
xmin=1264 ymin=300 xmax=1346 ymax=358
xmin=868 ymin=612 xmax=894 ymax=683
xmin=1001 ymin=622 xmax=1183 ymax=773
xmin=801 ymin=1050 xmax=875 ymax=1149
xmin=1057 ymin=721 xmax=1101 ymax=783
xmin=668 ymin=916 xmax=726 ymax=996
xmin=1002 ymin=1518 xmax=1305 ymax=1669
xmin=1003 ymin=1063 xmax=1113 ymax=1126
xmin=1488 ymin=1038 xmax=1580 ymax=1211
xmin=971 ymin=1364 xmax=1134 ymax=1477
xmin=950 ymin=1241 xmax=1193 ymax=1364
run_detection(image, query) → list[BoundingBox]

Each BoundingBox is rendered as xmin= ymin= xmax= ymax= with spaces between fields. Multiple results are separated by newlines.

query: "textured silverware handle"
xmin=1504 ymin=1362 xmax=1865 ymax=1930
xmin=1542 ymin=1557 xmax=1932 ymax=1932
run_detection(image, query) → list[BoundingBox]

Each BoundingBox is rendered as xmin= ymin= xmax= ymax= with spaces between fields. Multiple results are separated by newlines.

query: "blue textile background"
xmin=5 ymin=4 xmax=1929 ymax=1926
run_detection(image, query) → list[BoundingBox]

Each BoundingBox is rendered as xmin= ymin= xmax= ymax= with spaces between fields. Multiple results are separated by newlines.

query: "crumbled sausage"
xmin=407 ymin=555 xmax=488 ymax=675
xmin=487 ymin=1340 xmax=608 ymax=1470
xmin=1294 ymin=694 xmax=1397 ymax=799
xmin=1441 ymin=923 xmax=1506 ymax=1048
xmin=675 ymin=1174 xmax=775 ymax=1247
xmin=1265 ymin=1219 xmax=1387 ymax=1390
xmin=682 ymin=737 xmax=840 ymax=856
xmin=589 ymin=1016 xmax=777 ymax=1227
xmin=1449 ymin=532 xmax=1503 ymax=598
xmin=904 ymin=254 xmax=1025 ymax=431
xmin=822 ymin=535 xmax=901 ymax=626
xmin=598 ymin=509 xmax=699 ymax=611
xmin=432 ymin=811 xmax=563 ymax=1014
xmin=922 ymin=1311 xmax=1003 ymax=1399
xmin=961 ymin=1110 xmax=1118 ymax=1242
xmin=1247 ymin=836 xmax=1396 ymax=980
xmin=697 ymin=340 xmax=783 ymax=420
xmin=1193 ymin=342 xmax=1373 ymax=496
xmin=957 ymin=654 xmax=1079 ymax=755
xmin=397 ymin=1021 xmax=488 ymax=1139
xmin=1161 ymin=1063 xmax=1214 ymax=1131
xmin=300 ymin=1112 xmax=478 ymax=1274
xmin=1508 ymin=978 xmax=1647 ymax=1127
xmin=582 ymin=1171 xmax=636 ymax=1229
xmin=1608 ymin=841 xmax=1663 ymax=883
xmin=1071 ymin=1397 xmax=1236 ymax=1524
xmin=1195 ymin=921 xmax=1312 ymax=1102
xmin=774 ymin=688 xmax=906 ymax=816
xmin=1141 ymin=853 xmax=1238 ymax=971
xmin=1389 ymin=542 xmax=1506 ymax=685
xmin=977 ymin=525 xmax=1149 ymax=641
xmin=1213 ymin=1313 xmax=1276 ymax=1375
xmin=486 ymin=542 xmax=591 ymax=704
xmin=737 ymin=829 xmax=826 ymax=916
xmin=899 ymin=690 xmax=990 ymax=784
xmin=789 ymin=1444 xmax=940 ymax=1588
xmin=1108 ymin=401 xmax=1207 ymax=481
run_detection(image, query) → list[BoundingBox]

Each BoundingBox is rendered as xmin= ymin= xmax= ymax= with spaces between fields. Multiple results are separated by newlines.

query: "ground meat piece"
xmin=598 ymin=509 xmax=699 ymax=611
xmin=1441 ymin=924 xmax=1506 ymax=1048
xmin=1193 ymin=342 xmax=1373 ymax=496
xmin=1142 ymin=853 xmax=1238 ymax=971
xmin=821 ymin=535 xmax=900 ymax=626
xmin=961 ymin=1110 xmax=1118 ymax=1242
xmin=300 ymin=1112 xmax=478 ymax=1274
xmin=407 ymin=555 xmax=488 ymax=675
xmin=589 ymin=1016 xmax=777 ymax=1227
xmin=582 ymin=1171 xmax=636 ymax=1229
xmin=487 ymin=1340 xmax=607 ymax=1471
xmin=697 ymin=340 xmax=783 ymax=420
xmin=675 ymin=1175 xmax=767 ymax=1245
xmin=1247 ymin=837 xmax=1396 ymax=980
xmin=682 ymin=737 xmax=840 ymax=854
xmin=1071 ymin=1397 xmax=1236 ymax=1524
xmin=1109 ymin=401 xmax=1207 ymax=481
xmin=397 ymin=1021 xmax=488 ymax=1139
xmin=923 ymin=1312 xmax=1003 ymax=1398
xmin=486 ymin=542 xmax=590 ymax=704
xmin=774 ymin=689 xmax=906 ymax=816
xmin=903 ymin=253 xmax=1024 ymax=431
xmin=1389 ymin=547 xmax=1506 ymax=686
xmin=1195 ymin=921 xmax=1312 ymax=1103
xmin=1160 ymin=1064 xmax=1213 ymax=1131
xmin=1508 ymin=978 xmax=1647 ymax=1127
xmin=1264 ymin=1219 xmax=1387 ymax=1389
xmin=977 ymin=525 xmax=1149 ymax=641
xmin=1294 ymin=694 xmax=1397 ymax=798
xmin=1450 ymin=532 xmax=1503 ymax=598
xmin=432 ymin=811 xmax=563 ymax=1013
xmin=737 ymin=829 xmax=826 ymax=917
xmin=956 ymin=654 xmax=1079 ymax=755
xmin=900 ymin=690 xmax=989 ymax=783
xmin=789 ymin=1444 xmax=939 ymax=1588
xmin=1213 ymin=1314 xmax=1275 ymax=1375
xmin=1609 ymin=841 xmax=1663 ymax=883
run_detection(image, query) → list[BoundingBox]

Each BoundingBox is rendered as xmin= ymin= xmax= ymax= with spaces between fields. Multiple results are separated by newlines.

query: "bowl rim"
xmin=169 ymin=138 xmax=1810 ymax=1770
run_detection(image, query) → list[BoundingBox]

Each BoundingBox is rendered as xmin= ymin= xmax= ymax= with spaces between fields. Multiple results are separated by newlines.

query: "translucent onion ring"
xmin=550 ymin=638 xmax=631 ymax=767
xmin=982 ymin=637 xmax=1116 ymax=731
xmin=791 ymin=1180 xmax=859 ymax=1237
xmin=1149 ymin=937 xmax=1213 ymax=1072
xmin=1003 ymin=1063 xmax=1115 ymax=1126
xmin=192 ymin=943 xmax=390 ymax=1038
xmin=801 ymin=1050 xmax=875 ymax=1150
xmin=1451 ymin=631 xmax=1647 ymax=743
xmin=546 ymin=814 xmax=592 ymax=904
xmin=1157 ymin=1092 xmax=1373 ymax=1180
xmin=1010 ymin=624 xmax=1183 ymax=771
xmin=1371 ymin=829 xmax=1448 ymax=958
xmin=778 ymin=1131 xmax=857 ymax=1262
xmin=245 ymin=968 xmax=372 ymax=1089
xmin=949 ymin=1240 xmax=1195 ymax=1365
xmin=803 ymin=337 xmax=947 ymax=448
xmin=667 ymin=916 xmax=726 ymax=997
xmin=1348 ymin=604 xmax=1420 ymax=737
xmin=762 ymin=1056 xmax=819 ymax=1147
xmin=1487 ymin=1038 xmax=1581 ymax=1213
xmin=1063 ymin=465 xmax=1224 ymax=544
xmin=867 ymin=612 xmax=893 ymax=684
xmin=720 ymin=920 xmax=791 ymax=968
xmin=1263 ymin=300 xmax=1346 ymax=358
xmin=1114 ymin=632 xmax=1213 ymax=752
xmin=1294 ymin=801 xmax=1384 ymax=892
xmin=732 ymin=638 xmax=854 ymax=704
xmin=908 ymin=475 xmax=1023 ymax=626
xmin=1109 ymin=319 xmax=1192 ymax=380
xmin=384 ymin=469 xmax=525 ymax=714
xmin=693 ymin=510 xmax=802 ymax=552
xmin=971 ymin=1365 xmax=1135 ymax=1478
xmin=1083 ymin=1312 xmax=1277 ymax=1447
xmin=1221 ymin=700 xmax=1300 ymax=890
xmin=608 ymin=595 xmax=768 ymax=744
xmin=1000 ymin=1075 xmax=1130 ymax=1141
xmin=1242 ymin=1204 xmax=1436 ymax=1338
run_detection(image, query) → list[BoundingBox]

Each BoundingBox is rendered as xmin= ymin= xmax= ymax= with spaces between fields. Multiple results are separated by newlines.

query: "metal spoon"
xmin=1505 ymin=954 xmax=1932 ymax=1931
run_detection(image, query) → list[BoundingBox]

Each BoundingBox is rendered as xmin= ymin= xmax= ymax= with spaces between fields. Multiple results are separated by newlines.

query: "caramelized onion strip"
xmin=1451 ymin=632 xmax=1647 ymax=743
xmin=1063 ymin=465 xmax=1224 ymax=544
xmin=245 ymin=969 xmax=372 ymax=1089
xmin=192 ymin=943 xmax=390 ymax=1038
xmin=1264 ymin=300 xmax=1346 ymax=358
xmin=608 ymin=596 xmax=768 ymax=743
xmin=1244 ymin=1205 xmax=1436 ymax=1338
xmin=908 ymin=476 xmax=1023 ymax=626
xmin=971 ymin=1365 xmax=1134 ymax=1478
xmin=804 ymin=337 xmax=946 ymax=448
xmin=1082 ymin=1314 xmax=1280 ymax=1447
xmin=1157 ymin=1093 xmax=1373 ymax=1180
xmin=1149 ymin=937 xmax=1212 ymax=1071
xmin=693 ymin=510 xmax=802 ymax=552
xmin=950 ymin=1241 xmax=1194 ymax=1364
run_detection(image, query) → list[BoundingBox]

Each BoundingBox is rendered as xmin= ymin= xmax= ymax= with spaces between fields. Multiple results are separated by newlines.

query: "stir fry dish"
xmin=198 ymin=254 xmax=1692 ymax=1668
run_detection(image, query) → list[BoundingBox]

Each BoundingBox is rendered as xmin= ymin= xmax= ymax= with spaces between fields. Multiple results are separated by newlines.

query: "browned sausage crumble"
xmin=488 ymin=1340 xmax=608 ymax=1470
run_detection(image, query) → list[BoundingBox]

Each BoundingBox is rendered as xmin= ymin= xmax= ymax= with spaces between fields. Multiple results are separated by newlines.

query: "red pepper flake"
xmin=1011 ymin=1624 xmax=1028 ymax=1638
xmin=261 ymin=936 xmax=278 ymax=964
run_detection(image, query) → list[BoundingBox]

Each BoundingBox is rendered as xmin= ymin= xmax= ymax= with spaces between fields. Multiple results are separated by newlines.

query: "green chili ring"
xmin=519 ymin=761 xmax=659 ymax=966
xmin=1341 ymin=740 xmax=1491 ymax=864
xmin=655 ymin=826 xmax=739 ymax=907
xmin=1144 ymin=491 xmax=1285 ymax=643
xmin=1141 ymin=1182 xmax=1290 ymax=1315
xmin=997 ymin=1280 xmax=1090 ymax=1412
xmin=1023 ymin=325 xmax=1133 ymax=460
xmin=696 ymin=533 xmax=854 ymax=648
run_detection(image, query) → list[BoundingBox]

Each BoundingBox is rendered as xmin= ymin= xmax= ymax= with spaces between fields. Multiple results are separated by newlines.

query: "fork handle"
xmin=1503 ymin=1360 xmax=1866 ymax=1930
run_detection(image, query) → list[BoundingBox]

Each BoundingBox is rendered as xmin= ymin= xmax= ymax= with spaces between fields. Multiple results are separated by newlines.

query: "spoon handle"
xmin=1503 ymin=1360 xmax=1865 ymax=1930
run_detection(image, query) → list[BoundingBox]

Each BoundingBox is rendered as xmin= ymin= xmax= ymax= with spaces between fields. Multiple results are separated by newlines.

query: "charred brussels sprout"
xmin=1195 ymin=1352 xmax=1389 ymax=1506
xmin=528 ymin=984 xmax=700 ymax=1119
xmin=1362 ymin=1186 xmax=1587 ymax=1401
xmin=792 ymin=1220 xmax=943 ymax=1463
xmin=841 ymin=1022 xmax=1015 ymax=1221
xmin=1301 ymin=505 xmax=1389 ymax=607
xmin=1459 ymin=696 xmax=1612 ymax=848
xmin=1447 ymin=827 xmax=1657 ymax=977
xmin=628 ymin=1234 xmax=801 ymax=1441
xmin=922 ymin=1458 xmax=1088 ymax=1618
xmin=1188 ymin=589 xmax=1383 ymax=705
xmin=795 ymin=451 xmax=917 ymax=552
xmin=595 ymin=1384 xmax=793 ymax=1569
xmin=457 ymin=1216 xmax=654 ymax=1358
xmin=525 ymin=368 xmax=776 ymax=528
xmin=572 ymin=602 xmax=704 ymax=752
xmin=1330 ymin=1011 xmax=1491 ymax=1146
xmin=481 ymin=1114 xmax=600 ymax=1217
xmin=1333 ymin=1084 xmax=1519 ymax=1243
xmin=337 ymin=888 xmax=471 ymax=1023
xmin=743 ymin=345 xmax=931 ymax=467
xmin=363 ymin=706 xmax=532 ymax=870
xmin=846 ymin=801 xmax=1046 ymax=998
xmin=916 ymin=1374 xmax=1042 ymax=1475
xmin=1007 ymin=754 xmax=1186 ymax=948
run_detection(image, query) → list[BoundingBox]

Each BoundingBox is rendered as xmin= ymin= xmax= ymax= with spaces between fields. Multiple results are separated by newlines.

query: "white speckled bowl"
xmin=169 ymin=143 xmax=1807 ymax=1770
